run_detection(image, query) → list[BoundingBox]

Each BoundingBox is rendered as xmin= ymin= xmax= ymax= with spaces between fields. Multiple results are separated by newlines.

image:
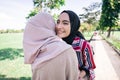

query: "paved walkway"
xmin=90 ymin=35 xmax=120 ymax=80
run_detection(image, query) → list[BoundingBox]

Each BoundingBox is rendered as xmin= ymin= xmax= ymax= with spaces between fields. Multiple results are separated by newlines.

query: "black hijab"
xmin=61 ymin=10 xmax=85 ymax=44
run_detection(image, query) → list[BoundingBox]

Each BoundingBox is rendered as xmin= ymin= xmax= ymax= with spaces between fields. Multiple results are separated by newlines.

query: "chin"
xmin=58 ymin=35 xmax=64 ymax=38
xmin=57 ymin=33 xmax=67 ymax=38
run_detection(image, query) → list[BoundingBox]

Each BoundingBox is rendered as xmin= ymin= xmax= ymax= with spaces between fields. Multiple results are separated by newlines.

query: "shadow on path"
xmin=0 ymin=48 xmax=23 ymax=60
xmin=102 ymin=40 xmax=120 ymax=79
xmin=0 ymin=74 xmax=31 ymax=80
xmin=91 ymin=35 xmax=120 ymax=80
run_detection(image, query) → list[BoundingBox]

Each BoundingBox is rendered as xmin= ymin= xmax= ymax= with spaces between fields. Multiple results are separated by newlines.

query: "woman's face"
xmin=55 ymin=12 xmax=71 ymax=38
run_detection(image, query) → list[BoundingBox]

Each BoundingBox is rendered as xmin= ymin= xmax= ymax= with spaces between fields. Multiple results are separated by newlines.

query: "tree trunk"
xmin=107 ymin=26 xmax=112 ymax=38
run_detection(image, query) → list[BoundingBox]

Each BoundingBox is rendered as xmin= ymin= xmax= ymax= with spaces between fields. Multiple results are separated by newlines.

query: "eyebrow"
xmin=62 ymin=20 xmax=70 ymax=23
xmin=57 ymin=19 xmax=70 ymax=23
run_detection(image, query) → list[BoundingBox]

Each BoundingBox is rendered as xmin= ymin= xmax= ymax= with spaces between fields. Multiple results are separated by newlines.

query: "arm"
xmin=80 ymin=41 xmax=96 ymax=77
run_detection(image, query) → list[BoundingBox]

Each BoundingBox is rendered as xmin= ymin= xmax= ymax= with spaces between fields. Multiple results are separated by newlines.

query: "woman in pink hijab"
xmin=23 ymin=12 xmax=79 ymax=80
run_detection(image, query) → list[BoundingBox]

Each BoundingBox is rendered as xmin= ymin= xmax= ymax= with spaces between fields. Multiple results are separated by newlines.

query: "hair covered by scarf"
xmin=61 ymin=10 xmax=85 ymax=44
xmin=23 ymin=12 xmax=71 ymax=67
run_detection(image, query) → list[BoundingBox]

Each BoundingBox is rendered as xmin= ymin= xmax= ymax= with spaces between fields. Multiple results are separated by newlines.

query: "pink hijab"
xmin=23 ymin=12 xmax=71 ymax=69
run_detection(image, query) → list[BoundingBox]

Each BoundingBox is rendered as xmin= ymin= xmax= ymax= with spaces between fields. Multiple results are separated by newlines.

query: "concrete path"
xmin=90 ymin=35 xmax=120 ymax=80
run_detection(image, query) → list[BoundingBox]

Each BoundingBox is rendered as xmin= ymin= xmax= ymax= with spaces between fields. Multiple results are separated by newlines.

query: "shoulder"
xmin=72 ymin=37 xmax=84 ymax=44
xmin=72 ymin=36 xmax=86 ymax=49
xmin=82 ymin=40 xmax=92 ymax=50
xmin=72 ymin=36 xmax=91 ymax=46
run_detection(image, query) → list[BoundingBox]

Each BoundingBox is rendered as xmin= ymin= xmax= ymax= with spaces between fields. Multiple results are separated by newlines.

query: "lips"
xmin=57 ymin=30 xmax=65 ymax=34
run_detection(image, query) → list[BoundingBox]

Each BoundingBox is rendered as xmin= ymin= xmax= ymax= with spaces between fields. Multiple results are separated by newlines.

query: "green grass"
xmin=83 ymin=31 xmax=94 ymax=40
xmin=0 ymin=33 xmax=23 ymax=49
xmin=0 ymin=33 xmax=31 ymax=80
xmin=101 ymin=31 xmax=120 ymax=50
xmin=110 ymin=31 xmax=120 ymax=40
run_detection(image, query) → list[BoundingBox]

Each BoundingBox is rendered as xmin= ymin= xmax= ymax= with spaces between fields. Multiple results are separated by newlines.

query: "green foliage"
xmin=26 ymin=9 xmax=38 ymax=19
xmin=27 ymin=0 xmax=65 ymax=18
xmin=79 ymin=2 xmax=101 ymax=24
xmin=99 ymin=0 xmax=119 ymax=37
xmin=101 ymin=31 xmax=120 ymax=50
xmin=100 ymin=0 xmax=116 ymax=27
xmin=79 ymin=2 xmax=101 ymax=31
xmin=53 ymin=13 xmax=59 ymax=21
xmin=33 ymin=0 xmax=65 ymax=9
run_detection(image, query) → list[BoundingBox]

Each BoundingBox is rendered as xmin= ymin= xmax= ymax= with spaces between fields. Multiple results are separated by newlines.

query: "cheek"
xmin=55 ymin=26 xmax=59 ymax=32
xmin=66 ymin=25 xmax=71 ymax=36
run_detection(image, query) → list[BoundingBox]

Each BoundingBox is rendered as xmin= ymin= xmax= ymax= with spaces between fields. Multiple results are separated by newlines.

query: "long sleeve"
xmin=72 ymin=37 xmax=96 ymax=80
xmin=82 ymin=41 xmax=96 ymax=70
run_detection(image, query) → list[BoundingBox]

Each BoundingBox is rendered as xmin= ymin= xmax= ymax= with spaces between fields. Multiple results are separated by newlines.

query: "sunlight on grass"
xmin=0 ymin=58 xmax=32 ymax=77
xmin=0 ymin=33 xmax=23 ymax=49
xmin=0 ymin=33 xmax=32 ymax=80
xmin=101 ymin=32 xmax=120 ymax=50
xmin=83 ymin=31 xmax=94 ymax=40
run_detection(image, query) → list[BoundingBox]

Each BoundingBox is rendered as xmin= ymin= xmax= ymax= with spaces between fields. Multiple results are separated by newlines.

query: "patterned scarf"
xmin=72 ymin=36 xmax=96 ymax=80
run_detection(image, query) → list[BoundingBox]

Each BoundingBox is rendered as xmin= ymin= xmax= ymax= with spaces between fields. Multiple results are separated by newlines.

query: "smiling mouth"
xmin=58 ymin=30 xmax=65 ymax=34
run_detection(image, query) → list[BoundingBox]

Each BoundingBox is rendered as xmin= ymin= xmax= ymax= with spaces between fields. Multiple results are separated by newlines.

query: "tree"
xmin=99 ymin=0 xmax=120 ymax=37
xmin=26 ymin=9 xmax=38 ymax=19
xmin=79 ymin=2 xmax=101 ymax=31
xmin=26 ymin=0 xmax=65 ymax=19
xmin=33 ymin=0 xmax=65 ymax=10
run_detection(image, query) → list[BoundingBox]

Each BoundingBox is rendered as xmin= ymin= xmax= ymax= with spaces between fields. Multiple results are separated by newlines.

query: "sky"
xmin=0 ymin=0 xmax=102 ymax=30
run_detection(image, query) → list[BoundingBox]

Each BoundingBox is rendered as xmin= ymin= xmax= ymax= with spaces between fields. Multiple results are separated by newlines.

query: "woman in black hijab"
xmin=61 ymin=10 xmax=85 ymax=44
xmin=56 ymin=10 xmax=96 ymax=80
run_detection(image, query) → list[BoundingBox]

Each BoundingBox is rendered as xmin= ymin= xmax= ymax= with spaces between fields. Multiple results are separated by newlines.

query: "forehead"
xmin=58 ymin=12 xmax=69 ymax=21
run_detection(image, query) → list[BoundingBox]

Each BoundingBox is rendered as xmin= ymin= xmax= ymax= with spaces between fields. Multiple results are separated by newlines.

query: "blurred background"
xmin=0 ymin=0 xmax=120 ymax=80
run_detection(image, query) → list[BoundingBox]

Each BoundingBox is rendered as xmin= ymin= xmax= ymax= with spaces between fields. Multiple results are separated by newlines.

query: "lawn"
xmin=110 ymin=31 xmax=120 ymax=40
xmin=0 ymin=33 xmax=32 ymax=80
xmin=0 ymin=32 xmax=93 ymax=80
xmin=83 ymin=31 xmax=94 ymax=41
xmin=101 ymin=31 xmax=120 ymax=50
xmin=1 ymin=31 xmax=118 ymax=80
